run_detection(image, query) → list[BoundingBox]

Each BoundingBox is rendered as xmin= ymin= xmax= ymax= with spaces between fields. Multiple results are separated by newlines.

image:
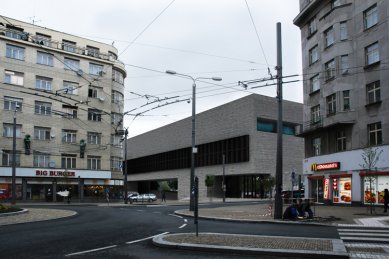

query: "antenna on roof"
xmin=29 ymin=16 xmax=42 ymax=25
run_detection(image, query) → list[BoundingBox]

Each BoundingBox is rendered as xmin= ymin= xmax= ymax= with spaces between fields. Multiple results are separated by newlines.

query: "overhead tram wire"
xmin=118 ymin=0 xmax=176 ymax=57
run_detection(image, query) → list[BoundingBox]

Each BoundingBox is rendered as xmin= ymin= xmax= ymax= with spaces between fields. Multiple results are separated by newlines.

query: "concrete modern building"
xmin=294 ymin=0 xmax=389 ymax=205
xmin=0 ymin=16 xmax=127 ymax=201
xmin=125 ymin=94 xmax=303 ymax=200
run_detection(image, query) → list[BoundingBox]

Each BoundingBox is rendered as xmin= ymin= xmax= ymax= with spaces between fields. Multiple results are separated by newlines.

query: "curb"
xmin=0 ymin=208 xmax=28 ymax=217
xmin=153 ymin=233 xmax=349 ymax=259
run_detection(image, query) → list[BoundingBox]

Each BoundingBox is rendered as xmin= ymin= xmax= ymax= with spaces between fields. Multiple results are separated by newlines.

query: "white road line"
xmin=168 ymin=213 xmax=183 ymax=219
xmin=179 ymin=224 xmax=187 ymax=229
xmin=184 ymin=219 xmax=188 ymax=223
xmin=65 ymin=245 xmax=117 ymax=257
xmin=126 ymin=232 xmax=169 ymax=245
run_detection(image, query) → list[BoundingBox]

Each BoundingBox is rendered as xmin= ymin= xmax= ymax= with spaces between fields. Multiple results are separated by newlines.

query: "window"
xmin=343 ymin=90 xmax=350 ymax=110
xmin=88 ymin=109 xmax=102 ymax=122
xmin=61 ymin=154 xmax=77 ymax=169
xmin=35 ymin=101 xmax=52 ymax=115
xmin=340 ymin=21 xmax=348 ymax=41
xmin=324 ymin=27 xmax=334 ymax=48
xmin=5 ymin=26 xmax=26 ymax=40
xmin=86 ymin=46 xmax=99 ymax=57
xmin=6 ymin=44 xmax=25 ymax=60
xmin=310 ymin=74 xmax=320 ymax=92
xmin=111 ymin=157 xmax=122 ymax=171
xmin=311 ymin=105 xmax=321 ymax=124
xmin=64 ymin=57 xmax=80 ymax=71
xmin=256 ymin=118 xmax=296 ymax=135
xmin=326 ymin=94 xmax=336 ymax=115
xmin=336 ymin=131 xmax=346 ymax=152
xmin=63 ymin=81 xmax=78 ymax=95
xmin=62 ymin=105 xmax=78 ymax=119
xmin=2 ymin=150 xmax=21 ymax=167
xmin=309 ymin=45 xmax=319 ymax=64
xmin=4 ymin=96 xmax=22 ymax=111
xmin=368 ymin=122 xmax=382 ymax=146
xmin=365 ymin=42 xmax=379 ymax=66
xmin=88 ymin=86 xmax=99 ymax=98
xmin=307 ymin=18 xmax=317 ymax=36
xmin=36 ymin=76 xmax=53 ymax=91
xmin=111 ymin=113 xmax=123 ymax=126
xmin=312 ymin=137 xmax=321 ymax=156
xmin=332 ymin=0 xmax=341 ymax=8
xmin=325 ymin=59 xmax=336 ymax=80
xmin=111 ymin=134 xmax=123 ymax=147
xmin=87 ymin=156 xmax=101 ymax=170
xmin=87 ymin=132 xmax=101 ymax=145
xmin=366 ymin=81 xmax=380 ymax=104
xmin=35 ymin=33 xmax=52 ymax=47
xmin=340 ymin=55 xmax=349 ymax=74
xmin=62 ymin=130 xmax=77 ymax=143
xmin=62 ymin=40 xmax=77 ymax=53
xmin=89 ymin=63 xmax=103 ymax=76
xmin=4 ymin=70 xmax=24 ymax=86
xmin=364 ymin=4 xmax=378 ymax=30
xmin=37 ymin=51 xmax=54 ymax=66
xmin=34 ymin=127 xmax=51 ymax=140
xmin=112 ymin=91 xmax=124 ymax=105
xmin=3 ymin=123 xmax=21 ymax=138
xmin=113 ymin=69 xmax=124 ymax=84
xmin=33 ymin=151 xmax=50 ymax=167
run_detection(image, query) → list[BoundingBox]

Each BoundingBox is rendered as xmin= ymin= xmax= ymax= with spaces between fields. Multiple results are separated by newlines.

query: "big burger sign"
xmin=311 ymin=162 xmax=340 ymax=171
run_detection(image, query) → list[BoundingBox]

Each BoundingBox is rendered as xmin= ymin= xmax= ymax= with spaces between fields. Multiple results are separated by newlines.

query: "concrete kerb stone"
xmin=0 ymin=208 xmax=28 ymax=217
xmin=153 ymin=233 xmax=349 ymax=259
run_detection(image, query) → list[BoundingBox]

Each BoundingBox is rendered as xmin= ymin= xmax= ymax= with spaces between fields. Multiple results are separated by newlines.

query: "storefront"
xmin=360 ymin=171 xmax=389 ymax=205
xmin=0 ymin=167 xmax=123 ymax=202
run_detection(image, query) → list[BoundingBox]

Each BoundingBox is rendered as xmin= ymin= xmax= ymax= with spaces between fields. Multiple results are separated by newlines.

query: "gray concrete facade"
xmin=126 ymin=94 xmax=303 ymax=200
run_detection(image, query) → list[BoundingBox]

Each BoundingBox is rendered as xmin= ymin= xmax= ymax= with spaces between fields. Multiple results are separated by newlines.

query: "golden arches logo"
xmin=311 ymin=163 xmax=317 ymax=171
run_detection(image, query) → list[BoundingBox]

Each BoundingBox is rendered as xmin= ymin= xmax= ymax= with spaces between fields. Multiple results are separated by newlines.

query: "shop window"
xmin=2 ymin=150 xmax=21 ymax=166
xmin=368 ymin=122 xmax=382 ymax=146
xmin=332 ymin=177 xmax=351 ymax=203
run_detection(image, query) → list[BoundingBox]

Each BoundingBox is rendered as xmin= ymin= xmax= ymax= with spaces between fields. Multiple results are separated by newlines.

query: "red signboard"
xmin=311 ymin=162 xmax=340 ymax=171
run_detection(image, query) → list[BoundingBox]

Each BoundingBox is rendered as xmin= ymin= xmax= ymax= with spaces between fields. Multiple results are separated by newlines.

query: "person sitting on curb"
xmin=283 ymin=202 xmax=300 ymax=220
xmin=302 ymin=199 xmax=314 ymax=219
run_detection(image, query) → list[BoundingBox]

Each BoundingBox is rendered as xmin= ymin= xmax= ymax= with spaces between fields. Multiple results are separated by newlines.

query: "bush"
xmin=0 ymin=204 xmax=22 ymax=213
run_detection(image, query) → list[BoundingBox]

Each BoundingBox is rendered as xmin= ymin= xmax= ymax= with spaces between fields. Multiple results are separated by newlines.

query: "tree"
xmin=359 ymin=147 xmax=383 ymax=215
xmin=259 ymin=176 xmax=275 ymax=198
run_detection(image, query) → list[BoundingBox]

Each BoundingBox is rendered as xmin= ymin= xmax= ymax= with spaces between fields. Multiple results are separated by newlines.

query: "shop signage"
xmin=35 ymin=170 xmax=76 ymax=177
xmin=311 ymin=162 xmax=340 ymax=171
xmin=333 ymin=178 xmax=338 ymax=191
xmin=323 ymin=178 xmax=330 ymax=199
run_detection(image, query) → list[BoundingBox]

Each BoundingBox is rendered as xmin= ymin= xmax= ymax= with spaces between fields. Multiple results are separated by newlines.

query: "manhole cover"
xmin=347 ymin=247 xmax=386 ymax=253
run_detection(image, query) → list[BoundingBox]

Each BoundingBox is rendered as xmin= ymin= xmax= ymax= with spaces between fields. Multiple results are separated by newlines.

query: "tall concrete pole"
xmin=11 ymin=109 xmax=17 ymax=205
xmin=274 ymin=22 xmax=283 ymax=219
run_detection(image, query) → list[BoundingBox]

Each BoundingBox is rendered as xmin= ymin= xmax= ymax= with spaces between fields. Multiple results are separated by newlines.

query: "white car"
xmin=132 ymin=193 xmax=157 ymax=202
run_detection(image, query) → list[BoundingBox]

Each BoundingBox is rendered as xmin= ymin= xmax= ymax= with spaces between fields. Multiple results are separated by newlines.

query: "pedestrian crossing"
xmin=337 ymin=226 xmax=389 ymax=259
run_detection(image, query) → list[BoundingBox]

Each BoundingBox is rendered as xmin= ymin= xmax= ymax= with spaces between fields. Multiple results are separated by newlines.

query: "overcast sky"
xmin=3 ymin=0 xmax=302 ymax=137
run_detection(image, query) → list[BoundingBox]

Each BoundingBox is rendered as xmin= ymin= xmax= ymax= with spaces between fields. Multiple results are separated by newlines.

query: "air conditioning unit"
xmin=51 ymin=134 xmax=55 ymax=138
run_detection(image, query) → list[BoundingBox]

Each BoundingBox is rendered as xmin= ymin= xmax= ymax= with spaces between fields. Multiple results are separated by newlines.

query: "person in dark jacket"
xmin=283 ymin=202 xmax=298 ymax=220
xmin=384 ymin=189 xmax=389 ymax=213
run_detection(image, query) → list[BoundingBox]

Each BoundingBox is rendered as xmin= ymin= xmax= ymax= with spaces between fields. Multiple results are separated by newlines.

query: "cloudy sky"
xmin=3 ymin=0 xmax=302 ymax=137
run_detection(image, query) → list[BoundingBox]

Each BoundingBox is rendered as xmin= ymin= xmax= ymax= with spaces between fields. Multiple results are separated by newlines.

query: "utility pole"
xmin=11 ymin=107 xmax=18 ymax=205
xmin=274 ymin=22 xmax=283 ymax=219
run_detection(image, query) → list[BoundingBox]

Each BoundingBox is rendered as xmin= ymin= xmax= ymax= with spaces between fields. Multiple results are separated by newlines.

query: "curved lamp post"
xmin=166 ymin=70 xmax=222 ymax=211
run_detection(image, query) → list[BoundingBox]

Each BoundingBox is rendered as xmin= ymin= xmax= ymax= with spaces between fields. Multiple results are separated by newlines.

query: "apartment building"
xmin=0 ymin=16 xmax=126 ymax=201
xmin=294 ymin=0 xmax=389 ymax=205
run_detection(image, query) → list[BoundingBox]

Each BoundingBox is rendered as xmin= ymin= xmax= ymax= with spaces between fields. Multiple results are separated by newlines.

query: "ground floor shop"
xmin=303 ymin=146 xmax=389 ymax=205
xmin=0 ymin=167 xmax=123 ymax=202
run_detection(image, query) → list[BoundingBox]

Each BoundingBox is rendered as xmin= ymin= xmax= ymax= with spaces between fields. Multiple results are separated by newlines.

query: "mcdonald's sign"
xmin=311 ymin=162 xmax=340 ymax=171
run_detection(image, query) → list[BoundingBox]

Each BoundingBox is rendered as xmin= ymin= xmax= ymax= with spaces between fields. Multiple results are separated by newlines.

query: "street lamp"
xmin=166 ymin=70 xmax=222 ymax=211
xmin=119 ymin=128 xmax=129 ymax=204
xmin=11 ymin=105 xmax=19 ymax=205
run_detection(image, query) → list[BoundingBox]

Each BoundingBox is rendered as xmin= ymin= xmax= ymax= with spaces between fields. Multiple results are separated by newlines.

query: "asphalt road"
xmin=0 ymin=204 xmax=339 ymax=258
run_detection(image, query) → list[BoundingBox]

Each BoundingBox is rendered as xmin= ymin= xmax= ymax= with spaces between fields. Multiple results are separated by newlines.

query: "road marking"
xmin=136 ymin=210 xmax=144 ymax=212
xmin=152 ymin=211 xmax=162 ymax=214
xmin=168 ymin=213 xmax=183 ymax=219
xmin=126 ymin=232 xmax=169 ymax=244
xmin=65 ymin=245 xmax=117 ymax=257
xmin=179 ymin=224 xmax=187 ymax=229
xmin=184 ymin=219 xmax=188 ymax=223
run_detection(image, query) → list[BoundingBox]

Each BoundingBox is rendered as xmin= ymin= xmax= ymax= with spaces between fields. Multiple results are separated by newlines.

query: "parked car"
xmin=131 ymin=193 xmax=157 ymax=203
xmin=127 ymin=192 xmax=139 ymax=199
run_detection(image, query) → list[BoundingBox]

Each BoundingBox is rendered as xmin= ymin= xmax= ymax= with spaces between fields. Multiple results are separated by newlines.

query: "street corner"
xmin=152 ymin=232 xmax=349 ymax=258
